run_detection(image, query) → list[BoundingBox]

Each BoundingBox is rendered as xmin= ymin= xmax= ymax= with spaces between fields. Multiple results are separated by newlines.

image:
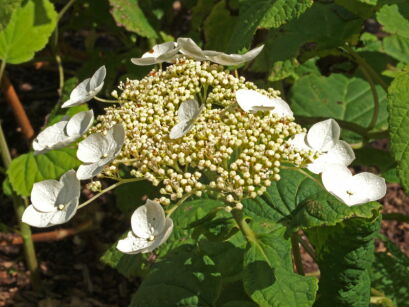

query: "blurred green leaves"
xmin=0 ymin=0 xmax=22 ymax=31
xmin=0 ymin=0 xmax=57 ymax=64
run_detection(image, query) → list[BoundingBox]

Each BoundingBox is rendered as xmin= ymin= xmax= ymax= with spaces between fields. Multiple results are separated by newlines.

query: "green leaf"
xmin=243 ymin=169 xmax=380 ymax=234
xmin=114 ymin=180 xmax=159 ymax=214
xmin=204 ymin=1 xmax=238 ymax=52
xmin=227 ymin=0 xmax=313 ymax=52
xmin=109 ymin=0 xmax=157 ymax=38
xmin=377 ymin=3 xmax=409 ymax=39
xmin=0 ymin=0 xmax=57 ymax=64
xmin=307 ymin=216 xmax=381 ymax=306
xmin=388 ymin=71 xmax=409 ymax=191
xmin=243 ymin=226 xmax=318 ymax=306
xmin=371 ymin=238 xmax=409 ymax=306
xmin=251 ymin=3 xmax=362 ymax=73
xmin=0 ymin=0 xmax=22 ymax=31
xmin=289 ymin=73 xmax=388 ymax=142
xmin=129 ymin=245 xmax=222 ymax=307
xmin=383 ymin=34 xmax=409 ymax=63
xmin=335 ymin=0 xmax=377 ymax=19
xmin=7 ymin=148 xmax=81 ymax=196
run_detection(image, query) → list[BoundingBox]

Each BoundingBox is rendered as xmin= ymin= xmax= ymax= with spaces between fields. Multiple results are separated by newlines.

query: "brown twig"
xmin=0 ymin=220 xmax=93 ymax=246
xmin=0 ymin=73 xmax=35 ymax=141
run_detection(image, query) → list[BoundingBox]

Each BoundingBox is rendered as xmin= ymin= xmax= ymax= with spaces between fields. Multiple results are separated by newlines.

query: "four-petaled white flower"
xmin=169 ymin=99 xmax=204 ymax=139
xmin=176 ymin=37 xmax=264 ymax=66
xmin=235 ymin=89 xmax=293 ymax=118
xmin=32 ymin=110 xmax=94 ymax=154
xmin=131 ymin=42 xmax=180 ymax=66
xmin=22 ymin=170 xmax=80 ymax=228
xmin=76 ymin=123 xmax=125 ymax=180
xmin=117 ymin=199 xmax=174 ymax=254
xmin=289 ymin=118 xmax=355 ymax=174
xmin=62 ymin=66 xmax=106 ymax=108
xmin=322 ymin=164 xmax=387 ymax=206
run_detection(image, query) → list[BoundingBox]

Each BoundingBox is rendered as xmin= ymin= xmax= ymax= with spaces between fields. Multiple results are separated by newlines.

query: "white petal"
xmin=62 ymin=78 xmax=92 ymax=108
xmin=307 ymin=119 xmax=340 ymax=152
xmin=140 ymin=218 xmax=173 ymax=253
xmin=288 ymin=133 xmax=310 ymax=151
xmin=77 ymin=132 xmax=108 ymax=163
xmin=88 ymin=66 xmax=106 ymax=93
xmin=65 ymin=110 xmax=94 ymax=137
xmin=235 ymin=89 xmax=293 ymax=117
xmin=31 ymin=179 xmax=62 ymax=212
xmin=177 ymin=99 xmax=201 ymax=122
xmin=203 ymin=45 xmax=264 ymax=66
xmin=131 ymin=199 xmax=166 ymax=239
xmin=76 ymin=162 xmax=105 ymax=180
xmin=116 ymin=231 xmax=151 ymax=254
xmin=56 ymin=170 xmax=80 ymax=207
xmin=104 ymin=124 xmax=125 ymax=157
xmin=33 ymin=121 xmax=72 ymax=154
xmin=169 ymin=121 xmax=192 ymax=139
xmin=131 ymin=57 xmax=159 ymax=66
xmin=22 ymin=205 xmax=54 ymax=228
xmin=322 ymin=164 xmax=386 ymax=206
xmin=132 ymin=42 xmax=178 ymax=65
xmin=177 ymin=37 xmax=207 ymax=60
xmin=48 ymin=202 xmax=78 ymax=225
xmin=307 ymin=140 xmax=355 ymax=174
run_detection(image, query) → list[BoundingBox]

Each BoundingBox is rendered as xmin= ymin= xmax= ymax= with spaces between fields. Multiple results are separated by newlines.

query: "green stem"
xmin=359 ymin=64 xmax=379 ymax=131
xmin=78 ymin=178 xmax=143 ymax=209
xmin=0 ymin=60 xmax=6 ymax=86
xmin=231 ymin=209 xmax=257 ymax=244
xmin=291 ymin=233 xmax=305 ymax=275
xmin=0 ymin=123 xmax=40 ymax=289
xmin=382 ymin=212 xmax=409 ymax=223
xmin=58 ymin=0 xmax=76 ymax=20
xmin=166 ymin=191 xmax=195 ymax=217
xmin=94 ymin=96 xmax=122 ymax=104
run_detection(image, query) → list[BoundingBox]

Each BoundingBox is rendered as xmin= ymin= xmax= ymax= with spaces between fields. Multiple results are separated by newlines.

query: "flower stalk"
xmin=0 ymin=122 xmax=41 ymax=289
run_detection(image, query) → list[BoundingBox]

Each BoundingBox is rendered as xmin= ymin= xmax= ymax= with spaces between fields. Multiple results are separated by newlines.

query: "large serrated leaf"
xmin=226 ymin=0 xmax=313 ymax=52
xmin=243 ymin=226 xmax=318 ymax=307
xmin=371 ymin=238 xmax=409 ymax=306
xmin=251 ymin=3 xmax=362 ymax=73
xmin=383 ymin=34 xmax=409 ymax=63
xmin=388 ymin=71 xmax=409 ymax=192
xmin=109 ymin=0 xmax=157 ymax=38
xmin=7 ymin=148 xmax=81 ymax=196
xmin=0 ymin=0 xmax=22 ymax=31
xmin=307 ymin=216 xmax=381 ymax=306
xmin=289 ymin=73 xmax=388 ymax=142
xmin=129 ymin=245 xmax=222 ymax=307
xmin=0 ymin=0 xmax=57 ymax=64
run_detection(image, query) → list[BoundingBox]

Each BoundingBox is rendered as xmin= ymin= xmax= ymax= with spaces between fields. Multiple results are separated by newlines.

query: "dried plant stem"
xmin=291 ymin=233 xmax=305 ymax=275
xmin=0 ymin=71 xmax=35 ymax=141
xmin=0 ymin=122 xmax=40 ymax=289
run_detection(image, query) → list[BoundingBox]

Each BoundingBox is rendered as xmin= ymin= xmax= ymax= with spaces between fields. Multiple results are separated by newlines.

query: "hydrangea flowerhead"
xmin=117 ymin=200 xmax=173 ymax=254
xmin=22 ymin=170 xmax=80 ymax=227
xmin=76 ymin=123 xmax=125 ymax=180
xmin=62 ymin=66 xmax=106 ymax=108
xmin=32 ymin=110 xmax=94 ymax=154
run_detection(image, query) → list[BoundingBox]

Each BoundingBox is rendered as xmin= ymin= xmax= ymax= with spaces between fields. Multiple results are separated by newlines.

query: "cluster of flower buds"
xmin=21 ymin=37 xmax=387 ymax=255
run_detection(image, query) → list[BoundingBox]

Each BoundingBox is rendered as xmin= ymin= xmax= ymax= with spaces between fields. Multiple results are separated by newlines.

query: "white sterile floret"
xmin=32 ymin=110 xmax=94 ymax=154
xmin=22 ymin=170 xmax=80 ymax=227
xmin=235 ymin=89 xmax=293 ymax=117
xmin=116 ymin=199 xmax=173 ymax=254
xmin=76 ymin=123 xmax=125 ymax=180
xmin=131 ymin=42 xmax=180 ymax=66
xmin=62 ymin=66 xmax=106 ymax=108
xmin=203 ymin=45 xmax=264 ymax=66
xmin=322 ymin=164 xmax=387 ymax=206
xmin=289 ymin=118 xmax=355 ymax=174
xmin=176 ymin=37 xmax=264 ymax=66
xmin=169 ymin=99 xmax=204 ymax=139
